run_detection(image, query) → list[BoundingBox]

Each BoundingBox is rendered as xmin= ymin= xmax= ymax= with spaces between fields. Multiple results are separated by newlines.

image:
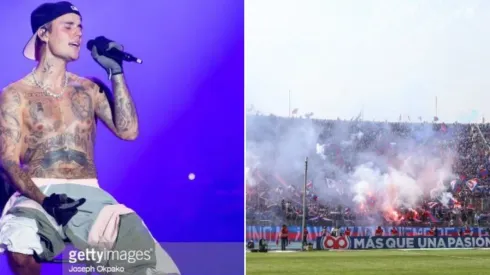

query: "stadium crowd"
xmin=246 ymin=115 xmax=490 ymax=228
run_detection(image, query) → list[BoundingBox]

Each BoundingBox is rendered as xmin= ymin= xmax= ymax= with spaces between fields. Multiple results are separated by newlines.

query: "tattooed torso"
xmin=18 ymin=73 xmax=98 ymax=179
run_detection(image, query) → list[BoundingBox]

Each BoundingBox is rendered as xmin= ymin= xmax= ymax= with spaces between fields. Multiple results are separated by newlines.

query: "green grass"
xmin=246 ymin=249 xmax=490 ymax=275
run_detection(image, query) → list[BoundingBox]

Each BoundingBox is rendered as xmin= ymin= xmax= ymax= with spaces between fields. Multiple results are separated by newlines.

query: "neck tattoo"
xmin=31 ymin=68 xmax=68 ymax=99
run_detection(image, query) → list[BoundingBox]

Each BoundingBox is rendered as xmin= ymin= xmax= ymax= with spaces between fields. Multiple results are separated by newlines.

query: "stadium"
xmin=245 ymin=1 xmax=490 ymax=274
xmin=245 ymin=114 xmax=490 ymax=274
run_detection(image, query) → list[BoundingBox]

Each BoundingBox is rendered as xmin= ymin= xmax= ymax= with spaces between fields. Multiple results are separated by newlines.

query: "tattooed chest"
xmin=23 ymin=90 xmax=95 ymax=134
xmin=21 ymin=91 xmax=97 ymax=161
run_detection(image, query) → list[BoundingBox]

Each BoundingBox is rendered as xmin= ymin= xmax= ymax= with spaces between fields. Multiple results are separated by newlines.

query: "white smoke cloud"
xmin=247 ymin=114 xmax=462 ymax=225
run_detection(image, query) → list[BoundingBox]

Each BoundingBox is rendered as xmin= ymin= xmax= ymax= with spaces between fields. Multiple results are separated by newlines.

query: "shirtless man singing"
xmin=0 ymin=2 xmax=179 ymax=275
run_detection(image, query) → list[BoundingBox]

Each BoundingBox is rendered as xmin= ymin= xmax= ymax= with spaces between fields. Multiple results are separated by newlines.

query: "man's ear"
xmin=37 ymin=27 xmax=49 ymax=43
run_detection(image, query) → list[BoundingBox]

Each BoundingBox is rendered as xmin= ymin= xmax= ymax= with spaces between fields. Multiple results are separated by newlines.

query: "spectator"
xmin=280 ymin=224 xmax=289 ymax=251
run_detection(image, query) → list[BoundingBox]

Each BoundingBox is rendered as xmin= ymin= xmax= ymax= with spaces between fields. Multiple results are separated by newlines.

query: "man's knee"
xmin=7 ymin=251 xmax=40 ymax=272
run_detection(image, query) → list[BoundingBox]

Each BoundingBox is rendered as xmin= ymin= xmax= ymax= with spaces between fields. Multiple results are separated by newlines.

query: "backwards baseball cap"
xmin=23 ymin=1 xmax=81 ymax=60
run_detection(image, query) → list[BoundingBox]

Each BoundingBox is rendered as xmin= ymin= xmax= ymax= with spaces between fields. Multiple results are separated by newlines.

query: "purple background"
xmin=0 ymin=0 xmax=244 ymax=274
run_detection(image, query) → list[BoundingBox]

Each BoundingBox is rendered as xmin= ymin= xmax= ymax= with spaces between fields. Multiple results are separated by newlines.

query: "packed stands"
xmin=246 ymin=115 xmax=490 ymax=228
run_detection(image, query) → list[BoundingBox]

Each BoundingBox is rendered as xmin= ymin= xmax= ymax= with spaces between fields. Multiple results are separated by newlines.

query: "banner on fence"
xmin=246 ymin=226 xmax=490 ymax=241
xmin=319 ymin=236 xmax=490 ymax=250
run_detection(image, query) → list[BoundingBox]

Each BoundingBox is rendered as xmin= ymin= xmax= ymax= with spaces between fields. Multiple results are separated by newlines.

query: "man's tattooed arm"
xmin=91 ymin=76 xmax=139 ymax=140
xmin=0 ymin=87 xmax=46 ymax=204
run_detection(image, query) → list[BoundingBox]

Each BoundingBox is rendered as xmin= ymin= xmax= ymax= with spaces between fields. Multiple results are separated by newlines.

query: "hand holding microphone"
xmin=87 ymin=36 xmax=142 ymax=78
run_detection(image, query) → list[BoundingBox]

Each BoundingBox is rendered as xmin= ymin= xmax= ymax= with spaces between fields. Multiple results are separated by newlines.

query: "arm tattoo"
xmin=0 ymin=87 xmax=45 ymax=203
xmin=112 ymin=75 xmax=138 ymax=136
xmin=93 ymin=76 xmax=138 ymax=139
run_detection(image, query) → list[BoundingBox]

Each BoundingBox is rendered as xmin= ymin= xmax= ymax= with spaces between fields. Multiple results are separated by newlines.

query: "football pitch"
xmin=246 ymin=249 xmax=490 ymax=275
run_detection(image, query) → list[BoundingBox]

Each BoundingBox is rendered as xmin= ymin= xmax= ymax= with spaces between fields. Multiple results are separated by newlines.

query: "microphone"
xmin=87 ymin=39 xmax=143 ymax=64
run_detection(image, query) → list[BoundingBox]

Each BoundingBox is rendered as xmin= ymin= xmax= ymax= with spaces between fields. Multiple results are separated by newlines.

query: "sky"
xmin=245 ymin=0 xmax=490 ymax=123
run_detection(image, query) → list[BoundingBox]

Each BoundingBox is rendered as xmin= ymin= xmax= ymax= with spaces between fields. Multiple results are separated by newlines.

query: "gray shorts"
xmin=0 ymin=183 xmax=180 ymax=275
